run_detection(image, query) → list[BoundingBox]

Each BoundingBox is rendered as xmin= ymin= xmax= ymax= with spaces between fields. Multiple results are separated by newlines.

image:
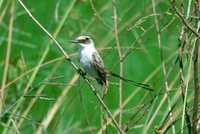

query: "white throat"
xmin=78 ymin=42 xmax=98 ymax=78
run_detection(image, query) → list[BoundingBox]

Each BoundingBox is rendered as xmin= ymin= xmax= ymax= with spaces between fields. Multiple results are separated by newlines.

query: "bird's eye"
xmin=85 ymin=37 xmax=89 ymax=40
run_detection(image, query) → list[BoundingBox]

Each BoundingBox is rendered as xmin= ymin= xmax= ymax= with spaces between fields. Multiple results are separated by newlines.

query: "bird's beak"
xmin=70 ymin=40 xmax=79 ymax=43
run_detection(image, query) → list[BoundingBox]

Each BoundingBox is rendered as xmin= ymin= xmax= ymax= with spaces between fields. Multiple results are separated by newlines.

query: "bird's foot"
xmin=77 ymin=68 xmax=86 ymax=76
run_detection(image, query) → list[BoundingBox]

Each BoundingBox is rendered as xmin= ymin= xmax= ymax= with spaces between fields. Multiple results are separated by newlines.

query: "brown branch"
xmin=36 ymin=75 xmax=79 ymax=133
xmin=124 ymin=95 xmax=153 ymax=132
xmin=88 ymin=0 xmax=113 ymax=31
xmin=112 ymin=0 xmax=123 ymax=131
xmin=79 ymin=90 xmax=94 ymax=134
xmin=116 ymin=8 xmax=173 ymax=69
xmin=17 ymin=60 xmax=63 ymax=129
xmin=178 ymin=0 xmax=192 ymax=133
xmin=17 ymin=0 xmax=124 ymax=133
xmin=50 ymin=83 xmax=85 ymax=134
xmin=169 ymin=0 xmax=200 ymax=38
xmin=8 ymin=113 xmax=43 ymax=126
xmin=192 ymin=1 xmax=200 ymax=133
xmin=1 ymin=47 xmax=129 ymax=93
xmin=152 ymin=0 xmax=175 ymax=133
xmin=0 ymin=0 xmax=14 ymax=113
xmin=192 ymin=30 xmax=199 ymax=134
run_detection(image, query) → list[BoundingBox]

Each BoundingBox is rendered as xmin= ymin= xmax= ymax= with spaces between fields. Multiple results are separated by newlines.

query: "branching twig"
xmin=169 ymin=0 xmax=200 ymax=38
xmin=88 ymin=0 xmax=113 ymax=31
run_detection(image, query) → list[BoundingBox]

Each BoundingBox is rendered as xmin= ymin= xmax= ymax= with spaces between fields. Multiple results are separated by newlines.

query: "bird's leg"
xmin=77 ymin=68 xmax=86 ymax=76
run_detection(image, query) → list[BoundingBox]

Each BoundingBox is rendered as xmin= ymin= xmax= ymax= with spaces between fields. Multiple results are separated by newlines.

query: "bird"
xmin=71 ymin=35 xmax=106 ymax=85
xmin=71 ymin=35 xmax=153 ymax=91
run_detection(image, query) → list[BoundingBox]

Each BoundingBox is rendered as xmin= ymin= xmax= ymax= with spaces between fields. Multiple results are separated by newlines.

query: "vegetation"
xmin=0 ymin=0 xmax=199 ymax=133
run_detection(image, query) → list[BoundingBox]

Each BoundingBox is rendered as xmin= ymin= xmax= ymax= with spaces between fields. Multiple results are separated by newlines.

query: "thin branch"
xmin=2 ymin=47 xmax=129 ymax=92
xmin=21 ymin=51 xmax=34 ymax=90
xmin=99 ymin=50 xmax=178 ymax=133
xmin=152 ymin=0 xmax=176 ymax=133
xmin=159 ymin=99 xmax=178 ymax=132
xmin=112 ymin=0 xmax=123 ymax=131
xmin=192 ymin=1 xmax=200 ymax=133
xmin=0 ymin=0 xmax=11 ymax=23
xmin=88 ymin=0 xmax=113 ymax=31
xmin=115 ymin=8 xmax=173 ymax=69
xmin=192 ymin=37 xmax=199 ymax=131
xmin=124 ymin=95 xmax=153 ymax=132
xmin=79 ymin=91 xmax=94 ymax=134
xmin=1 ymin=2 xmax=20 ymax=133
xmin=178 ymin=0 xmax=192 ymax=133
xmin=0 ymin=0 xmax=14 ymax=113
xmin=16 ymin=60 xmax=63 ymax=129
xmin=169 ymin=0 xmax=200 ymax=38
xmin=17 ymin=0 xmax=124 ymax=133
xmin=50 ymin=83 xmax=85 ymax=134
xmin=8 ymin=113 xmax=43 ymax=126
xmin=181 ymin=35 xmax=198 ymax=134
xmin=3 ymin=2 xmax=77 ymax=129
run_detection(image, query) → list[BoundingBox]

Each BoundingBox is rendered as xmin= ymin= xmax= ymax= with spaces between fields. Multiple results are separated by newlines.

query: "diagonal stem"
xmin=152 ymin=0 xmax=175 ymax=133
xmin=112 ymin=0 xmax=123 ymax=131
xmin=17 ymin=0 xmax=124 ymax=133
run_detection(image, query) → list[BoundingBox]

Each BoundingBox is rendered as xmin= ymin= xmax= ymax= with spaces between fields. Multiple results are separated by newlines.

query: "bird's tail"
xmin=106 ymin=72 xmax=153 ymax=91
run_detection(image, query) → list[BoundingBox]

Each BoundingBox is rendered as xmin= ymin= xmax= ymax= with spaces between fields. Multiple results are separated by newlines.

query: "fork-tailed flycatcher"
xmin=71 ymin=35 xmax=153 ymax=91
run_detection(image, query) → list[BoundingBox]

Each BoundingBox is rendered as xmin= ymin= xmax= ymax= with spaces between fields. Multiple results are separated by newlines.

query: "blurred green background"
xmin=0 ymin=0 xmax=198 ymax=133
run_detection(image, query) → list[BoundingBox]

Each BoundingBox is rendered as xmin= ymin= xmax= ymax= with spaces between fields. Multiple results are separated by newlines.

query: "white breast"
xmin=78 ymin=46 xmax=98 ymax=78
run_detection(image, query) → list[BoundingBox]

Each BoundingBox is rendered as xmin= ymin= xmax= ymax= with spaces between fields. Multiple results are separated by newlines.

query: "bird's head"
xmin=71 ymin=35 xmax=94 ymax=48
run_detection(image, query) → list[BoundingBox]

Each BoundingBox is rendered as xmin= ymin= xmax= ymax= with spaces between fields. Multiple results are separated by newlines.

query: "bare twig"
xmin=17 ymin=0 xmax=124 ymax=133
xmin=192 ymin=40 xmax=199 ymax=132
xmin=79 ymin=90 xmax=94 ymax=134
xmin=16 ymin=61 xmax=62 ymax=129
xmin=116 ymin=8 xmax=172 ymax=69
xmin=40 ymin=82 xmax=77 ymax=86
xmin=178 ymin=0 xmax=192 ymax=133
xmin=181 ymin=38 xmax=196 ymax=133
xmin=124 ymin=93 xmax=153 ymax=132
xmin=159 ymin=99 xmax=178 ymax=132
xmin=0 ymin=0 xmax=14 ymax=113
xmin=98 ymin=51 xmax=177 ymax=133
xmin=21 ymin=51 xmax=34 ymax=90
xmin=49 ymin=82 xmax=85 ymax=134
xmin=112 ymin=0 xmax=123 ymax=131
xmin=0 ymin=0 xmax=11 ymax=23
xmin=169 ymin=0 xmax=200 ymax=38
xmin=8 ymin=113 xmax=43 ymax=126
xmin=192 ymin=1 xmax=200 ymax=133
xmin=0 ymin=1 xmax=20 ymax=133
xmin=2 ymin=47 xmax=128 ymax=93
xmin=152 ymin=0 xmax=175 ymax=133
xmin=88 ymin=0 xmax=113 ymax=31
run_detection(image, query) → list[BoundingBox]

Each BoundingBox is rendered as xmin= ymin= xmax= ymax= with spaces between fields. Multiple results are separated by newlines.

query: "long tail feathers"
xmin=107 ymin=72 xmax=153 ymax=91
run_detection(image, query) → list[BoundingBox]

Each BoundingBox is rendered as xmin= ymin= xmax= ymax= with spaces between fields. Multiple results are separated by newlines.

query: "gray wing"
xmin=92 ymin=52 xmax=106 ymax=85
